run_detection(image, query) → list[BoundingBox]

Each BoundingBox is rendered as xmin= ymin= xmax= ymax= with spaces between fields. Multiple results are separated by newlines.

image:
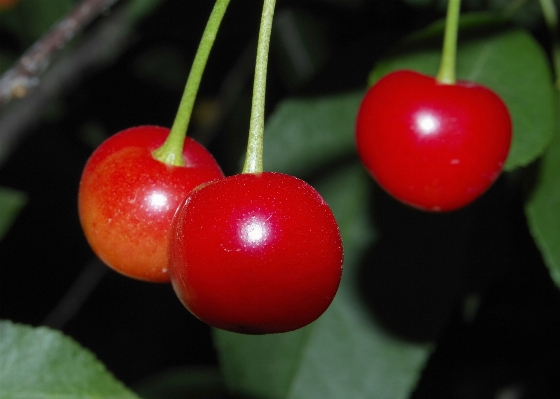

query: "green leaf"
xmin=214 ymin=164 xmax=432 ymax=399
xmin=368 ymin=12 xmax=556 ymax=171
xmin=526 ymin=96 xmax=560 ymax=289
xmin=0 ymin=50 xmax=16 ymax=74
xmin=273 ymin=9 xmax=329 ymax=89
xmin=0 ymin=0 xmax=74 ymax=44
xmin=133 ymin=367 xmax=225 ymax=399
xmin=0 ymin=186 xmax=27 ymax=242
xmin=400 ymin=0 xmax=543 ymax=27
xmin=127 ymin=0 xmax=165 ymax=24
xmin=0 ymin=320 xmax=140 ymax=399
xmin=263 ymin=91 xmax=363 ymax=176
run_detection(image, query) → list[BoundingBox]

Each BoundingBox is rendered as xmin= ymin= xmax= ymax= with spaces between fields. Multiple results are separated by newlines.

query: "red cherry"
xmin=355 ymin=70 xmax=512 ymax=211
xmin=168 ymin=172 xmax=343 ymax=334
xmin=78 ymin=125 xmax=224 ymax=282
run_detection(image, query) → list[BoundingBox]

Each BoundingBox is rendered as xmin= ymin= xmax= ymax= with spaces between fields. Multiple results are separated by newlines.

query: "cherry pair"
xmin=78 ymin=125 xmax=343 ymax=334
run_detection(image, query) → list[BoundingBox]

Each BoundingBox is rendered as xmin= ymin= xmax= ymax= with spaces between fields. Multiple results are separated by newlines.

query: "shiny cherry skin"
xmin=356 ymin=70 xmax=512 ymax=211
xmin=78 ymin=125 xmax=224 ymax=282
xmin=168 ymin=172 xmax=343 ymax=334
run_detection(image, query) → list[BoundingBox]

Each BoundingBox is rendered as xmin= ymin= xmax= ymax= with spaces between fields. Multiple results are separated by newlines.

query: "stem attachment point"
xmin=152 ymin=0 xmax=230 ymax=166
xmin=436 ymin=0 xmax=461 ymax=85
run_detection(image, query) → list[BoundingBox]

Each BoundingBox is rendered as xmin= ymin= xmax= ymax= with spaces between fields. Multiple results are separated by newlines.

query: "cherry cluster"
xmin=78 ymin=126 xmax=343 ymax=335
xmin=79 ymin=0 xmax=343 ymax=335
xmin=77 ymin=0 xmax=512 ymax=336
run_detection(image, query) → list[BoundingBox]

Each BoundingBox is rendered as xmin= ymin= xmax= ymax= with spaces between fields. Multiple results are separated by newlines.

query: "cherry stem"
xmin=152 ymin=0 xmax=230 ymax=166
xmin=242 ymin=0 xmax=276 ymax=174
xmin=436 ymin=0 xmax=461 ymax=85
xmin=538 ymin=0 xmax=560 ymax=89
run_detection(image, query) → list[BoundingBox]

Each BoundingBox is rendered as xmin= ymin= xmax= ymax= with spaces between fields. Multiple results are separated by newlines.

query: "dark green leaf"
xmin=127 ymin=0 xmax=165 ymax=24
xmin=263 ymin=92 xmax=363 ymax=176
xmin=0 ymin=50 xmax=16 ymax=74
xmin=0 ymin=0 xmax=74 ymax=44
xmin=133 ymin=47 xmax=189 ymax=91
xmin=0 ymin=186 xmax=27 ymax=242
xmin=0 ymin=320 xmax=140 ymax=399
xmin=526 ymin=97 xmax=560 ymax=289
xmin=214 ymin=164 xmax=432 ymax=399
xmin=400 ymin=0 xmax=542 ymax=27
xmin=133 ymin=367 xmax=225 ymax=399
xmin=368 ymin=13 xmax=556 ymax=171
xmin=273 ymin=9 xmax=329 ymax=89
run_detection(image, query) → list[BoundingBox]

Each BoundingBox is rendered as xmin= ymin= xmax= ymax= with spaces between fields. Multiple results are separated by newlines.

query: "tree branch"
xmin=0 ymin=0 xmax=142 ymax=165
xmin=0 ymin=0 xmax=121 ymax=106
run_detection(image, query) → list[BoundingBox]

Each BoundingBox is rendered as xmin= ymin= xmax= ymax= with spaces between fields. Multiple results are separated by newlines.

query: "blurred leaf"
xmin=368 ymin=12 xmax=556 ymax=171
xmin=0 ymin=0 xmax=73 ymax=44
xmin=272 ymin=9 xmax=329 ymax=89
xmin=214 ymin=164 xmax=432 ymax=399
xmin=263 ymin=91 xmax=363 ymax=176
xmin=0 ymin=50 xmax=16 ymax=73
xmin=0 ymin=0 xmax=18 ymax=13
xmin=0 ymin=186 xmax=26 ymax=242
xmin=133 ymin=366 xmax=225 ymax=399
xmin=0 ymin=320 xmax=140 ymax=399
xmin=133 ymin=46 xmax=189 ymax=91
xmin=127 ymin=0 xmax=165 ymax=24
xmin=501 ymin=0 xmax=544 ymax=28
xmin=400 ymin=0 xmax=543 ymax=27
xmin=526 ymin=96 xmax=560 ymax=289
xmin=79 ymin=121 xmax=110 ymax=149
xmin=0 ymin=0 xmax=162 ymax=61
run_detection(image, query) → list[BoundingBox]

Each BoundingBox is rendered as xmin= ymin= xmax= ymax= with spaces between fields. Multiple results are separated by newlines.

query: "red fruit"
xmin=168 ymin=172 xmax=343 ymax=334
xmin=355 ymin=70 xmax=512 ymax=211
xmin=78 ymin=125 xmax=224 ymax=282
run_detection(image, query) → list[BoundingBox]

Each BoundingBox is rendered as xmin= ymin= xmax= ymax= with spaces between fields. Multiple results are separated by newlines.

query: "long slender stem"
xmin=436 ymin=0 xmax=461 ymax=85
xmin=539 ymin=0 xmax=560 ymax=89
xmin=242 ymin=0 xmax=276 ymax=174
xmin=153 ymin=0 xmax=230 ymax=166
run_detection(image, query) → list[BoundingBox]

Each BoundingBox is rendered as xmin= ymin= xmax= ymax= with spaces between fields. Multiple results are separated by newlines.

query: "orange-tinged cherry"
xmin=78 ymin=125 xmax=223 ymax=282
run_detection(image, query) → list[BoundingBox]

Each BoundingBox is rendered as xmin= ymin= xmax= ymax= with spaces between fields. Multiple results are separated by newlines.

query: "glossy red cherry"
xmin=168 ymin=172 xmax=343 ymax=334
xmin=355 ymin=70 xmax=512 ymax=211
xmin=78 ymin=125 xmax=224 ymax=282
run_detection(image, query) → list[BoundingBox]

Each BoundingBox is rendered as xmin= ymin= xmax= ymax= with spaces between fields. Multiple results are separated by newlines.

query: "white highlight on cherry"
xmin=416 ymin=113 xmax=439 ymax=135
xmin=241 ymin=216 xmax=269 ymax=245
xmin=147 ymin=192 xmax=168 ymax=210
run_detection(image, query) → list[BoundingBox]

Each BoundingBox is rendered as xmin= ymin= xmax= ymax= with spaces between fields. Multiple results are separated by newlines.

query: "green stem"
xmin=539 ymin=0 xmax=560 ymax=89
xmin=152 ymin=0 xmax=230 ymax=166
xmin=242 ymin=0 xmax=276 ymax=174
xmin=436 ymin=0 xmax=461 ymax=85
